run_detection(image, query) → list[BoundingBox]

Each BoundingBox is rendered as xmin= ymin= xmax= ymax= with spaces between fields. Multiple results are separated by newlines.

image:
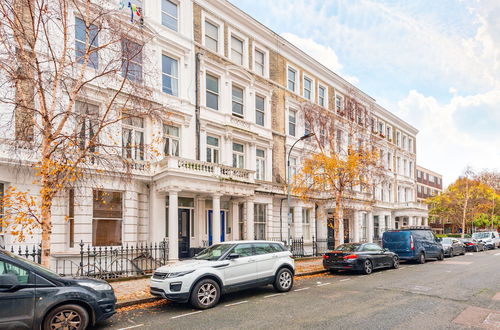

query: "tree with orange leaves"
xmin=292 ymin=96 xmax=386 ymax=248
xmin=0 ymin=0 xmax=168 ymax=266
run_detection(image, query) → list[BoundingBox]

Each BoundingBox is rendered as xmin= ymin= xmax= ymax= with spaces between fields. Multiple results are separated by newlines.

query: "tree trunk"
xmin=40 ymin=133 xmax=52 ymax=268
xmin=334 ymin=192 xmax=344 ymax=248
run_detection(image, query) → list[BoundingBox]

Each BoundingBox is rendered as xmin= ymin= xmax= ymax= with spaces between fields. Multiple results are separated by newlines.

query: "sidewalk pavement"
xmin=112 ymin=256 xmax=324 ymax=308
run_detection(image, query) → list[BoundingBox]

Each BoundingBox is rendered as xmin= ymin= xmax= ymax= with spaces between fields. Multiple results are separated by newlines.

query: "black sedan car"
xmin=323 ymin=243 xmax=399 ymax=275
xmin=0 ymin=249 xmax=116 ymax=330
xmin=460 ymin=238 xmax=486 ymax=252
xmin=440 ymin=237 xmax=466 ymax=257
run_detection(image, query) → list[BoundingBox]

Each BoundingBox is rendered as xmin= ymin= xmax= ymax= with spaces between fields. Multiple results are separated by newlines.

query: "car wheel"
xmin=274 ymin=268 xmax=294 ymax=292
xmin=437 ymin=251 xmax=444 ymax=261
xmin=460 ymin=249 xmax=465 ymax=255
xmin=363 ymin=260 xmax=373 ymax=274
xmin=190 ymin=279 xmax=220 ymax=309
xmin=43 ymin=304 xmax=88 ymax=330
xmin=328 ymin=269 xmax=338 ymax=274
xmin=392 ymin=256 xmax=400 ymax=269
xmin=474 ymin=246 xmax=479 ymax=252
xmin=418 ymin=253 xmax=426 ymax=264
xmin=449 ymin=249 xmax=454 ymax=258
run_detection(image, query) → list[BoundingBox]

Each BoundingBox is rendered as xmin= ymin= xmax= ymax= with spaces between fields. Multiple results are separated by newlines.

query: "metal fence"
xmin=9 ymin=244 xmax=42 ymax=263
xmin=270 ymin=236 xmax=335 ymax=258
xmin=54 ymin=240 xmax=169 ymax=279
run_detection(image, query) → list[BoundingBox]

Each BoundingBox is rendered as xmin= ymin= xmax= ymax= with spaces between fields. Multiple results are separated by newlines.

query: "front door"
xmin=178 ymin=209 xmax=190 ymax=259
xmin=343 ymin=218 xmax=350 ymax=243
xmin=208 ymin=210 xmax=226 ymax=246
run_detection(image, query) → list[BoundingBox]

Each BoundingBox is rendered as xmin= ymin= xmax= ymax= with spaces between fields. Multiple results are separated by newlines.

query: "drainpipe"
xmin=195 ymin=52 xmax=201 ymax=160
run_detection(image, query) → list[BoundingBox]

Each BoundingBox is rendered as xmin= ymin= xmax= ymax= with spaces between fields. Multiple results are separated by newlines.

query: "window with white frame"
xmin=378 ymin=121 xmax=384 ymax=134
xmin=396 ymin=131 xmax=401 ymax=146
xmin=122 ymin=116 xmax=144 ymax=161
xmin=302 ymin=208 xmax=311 ymax=240
xmin=386 ymin=126 xmax=392 ymax=140
xmin=163 ymin=124 xmax=180 ymax=157
xmin=232 ymin=143 xmax=244 ymax=168
xmin=396 ymin=157 xmax=401 ymax=174
xmin=76 ymin=101 xmax=99 ymax=154
xmin=254 ymin=204 xmax=266 ymax=240
xmin=255 ymin=95 xmax=265 ymax=126
xmin=206 ymin=135 xmax=219 ymax=163
xmin=403 ymin=135 xmax=407 ymax=150
xmin=303 ymin=76 xmax=312 ymax=100
xmin=206 ymin=74 xmax=219 ymax=110
xmin=161 ymin=0 xmax=178 ymax=31
xmin=288 ymin=109 xmax=296 ymax=136
xmin=417 ymin=185 xmax=422 ymax=193
xmin=121 ymin=38 xmax=142 ymax=82
xmin=232 ymin=85 xmax=244 ymax=117
xmin=92 ymin=190 xmax=122 ymax=246
xmin=336 ymin=129 xmax=343 ymax=153
xmin=335 ymin=95 xmax=343 ymax=112
xmin=289 ymin=157 xmax=297 ymax=180
xmin=403 ymin=159 xmax=408 ymax=176
xmin=387 ymin=152 xmax=392 ymax=170
xmin=409 ymin=161 xmax=413 ymax=178
xmin=204 ymin=20 xmax=219 ymax=52
xmin=75 ymin=17 xmax=99 ymax=69
xmin=162 ymin=54 xmax=178 ymax=96
xmin=230 ymin=35 xmax=244 ymax=65
xmin=255 ymin=148 xmax=266 ymax=180
xmin=417 ymin=170 xmax=421 ymax=178
xmin=397 ymin=186 xmax=402 ymax=202
xmin=388 ymin=183 xmax=393 ymax=202
xmin=318 ymin=85 xmax=326 ymax=107
xmin=409 ymin=138 xmax=413 ymax=152
xmin=287 ymin=67 xmax=296 ymax=92
xmin=254 ymin=48 xmax=265 ymax=76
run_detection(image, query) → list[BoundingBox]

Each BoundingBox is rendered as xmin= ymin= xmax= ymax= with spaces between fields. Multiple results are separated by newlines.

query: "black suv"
xmin=0 ymin=249 xmax=116 ymax=329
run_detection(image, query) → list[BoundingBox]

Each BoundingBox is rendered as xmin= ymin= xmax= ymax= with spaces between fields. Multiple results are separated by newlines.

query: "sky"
xmin=229 ymin=0 xmax=500 ymax=186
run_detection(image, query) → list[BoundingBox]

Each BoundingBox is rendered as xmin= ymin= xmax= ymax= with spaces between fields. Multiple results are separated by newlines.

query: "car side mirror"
xmin=382 ymin=248 xmax=389 ymax=252
xmin=227 ymin=253 xmax=240 ymax=260
xmin=0 ymin=274 xmax=20 ymax=291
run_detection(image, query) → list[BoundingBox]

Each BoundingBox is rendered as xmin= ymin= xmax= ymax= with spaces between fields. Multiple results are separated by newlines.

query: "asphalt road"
xmin=92 ymin=249 xmax=500 ymax=330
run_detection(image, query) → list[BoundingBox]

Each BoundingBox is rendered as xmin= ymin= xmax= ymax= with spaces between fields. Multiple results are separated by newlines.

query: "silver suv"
xmin=150 ymin=241 xmax=295 ymax=309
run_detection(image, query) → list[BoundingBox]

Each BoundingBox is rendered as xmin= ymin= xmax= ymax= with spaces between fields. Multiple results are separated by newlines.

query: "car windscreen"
xmin=472 ymin=232 xmax=489 ymax=239
xmin=193 ymin=244 xmax=234 ymax=261
xmin=334 ymin=244 xmax=361 ymax=252
xmin=1 ymin=249 xmax=60 ymax=278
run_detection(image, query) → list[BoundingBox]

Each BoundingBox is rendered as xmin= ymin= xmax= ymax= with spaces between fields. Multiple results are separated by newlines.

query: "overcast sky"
xmin=230 ymin=0 xmax=500 ymax=186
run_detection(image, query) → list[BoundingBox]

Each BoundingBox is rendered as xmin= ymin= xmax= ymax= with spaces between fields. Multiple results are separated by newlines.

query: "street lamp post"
xmin=287 ymin=132 xmax=315 ymax=246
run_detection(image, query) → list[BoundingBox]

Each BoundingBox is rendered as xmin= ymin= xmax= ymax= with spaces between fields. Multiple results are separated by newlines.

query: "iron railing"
xmin=9 ymin=244 xmax=42 ymax=263
xmin=55 ymin=239 xmax=169 ymax=279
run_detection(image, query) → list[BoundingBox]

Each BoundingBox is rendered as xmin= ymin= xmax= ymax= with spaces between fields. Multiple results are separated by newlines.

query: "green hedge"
xmin=436 ymin=234 xmax=471 ymax=238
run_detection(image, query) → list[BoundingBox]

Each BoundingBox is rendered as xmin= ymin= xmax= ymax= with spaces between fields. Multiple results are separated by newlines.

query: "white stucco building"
xmin=0 ymin=0 xmax=428 ymax=263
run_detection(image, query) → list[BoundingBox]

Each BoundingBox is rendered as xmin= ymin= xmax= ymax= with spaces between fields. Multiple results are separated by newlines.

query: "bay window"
xmin=163 ymin=124 xmax=180 ymax=157
xmin=122 ymin=116 xmax=145 ymax=161
xmin=232 ymin=143 xmax=244 ymax=168
xmin=92 ymin=190 xmax=122 ymax=246
xmin=206 ymin=135 xmax=219 ymax=163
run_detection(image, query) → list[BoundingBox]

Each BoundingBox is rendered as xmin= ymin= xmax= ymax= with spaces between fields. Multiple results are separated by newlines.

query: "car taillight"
xmin=410 ymin=235 xmax=414 ymax=250
xmin=323 ymin=254 xmax=330 ymax=259
xmin=466 ymin=243 xmax=473 ymax=246
xmin=343 ymin=254 xmax=358 ymax=260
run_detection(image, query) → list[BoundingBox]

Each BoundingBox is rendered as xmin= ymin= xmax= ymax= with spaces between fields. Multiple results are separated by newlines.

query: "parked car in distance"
xmin=440 ymin=237 xmax=466 ymax=257
xmin=323 ymin=243 xmax=399 ymax=275
xmin=471 ymin=231 xmax=500 ymax=249
xmin=460 ymin=238 xmax=485 ymax=252
xmin=0 ymin=249 xmax=116 ymax=330
xmin=150 ymin=241 xmax=294 ymax=309
xmin=382 ymin=227 xmax=444 ymax=263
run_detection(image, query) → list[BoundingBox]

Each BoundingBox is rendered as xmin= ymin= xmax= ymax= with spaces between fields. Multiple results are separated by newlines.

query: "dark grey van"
xmin=382 ymin=228 xmax=444 ymax=263
xmin=0 ymin=249 xmax=116 ymax=329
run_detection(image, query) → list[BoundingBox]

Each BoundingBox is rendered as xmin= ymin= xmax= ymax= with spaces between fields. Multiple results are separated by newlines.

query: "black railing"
xmin=55 ymin=239 xmax=169 ymax=279
xmin=270 ymin=236 xmax=335 ymax=258
xmin=10 ymin=244 xmax=42 ymax=263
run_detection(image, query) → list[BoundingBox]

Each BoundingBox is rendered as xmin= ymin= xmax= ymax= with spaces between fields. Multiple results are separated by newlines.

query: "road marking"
xmin=225 ymin=300 xmax=248 ymax=307
xmin=408 ymin=265 xmax=415 ymax=268
xmin=399 ymin=267 xmax=407 ymax=270
xmin=466 ymin=253 xmax=474 ymax=256
xmin=294 ymin=287 xmax=310 ymax=292
xmin=387 ymin=270 xmax=394 ymax=272
xmin=171 ymin=311 xmax=203 ymax=319
xmin=317 ymin=283 xmax=330 ymax=286
xmin=118 ymin=325 xmax=144 ymax=330
xmin=339 ymin=278 xmax=351 ymax=282
xmin=264 ymin=293 xmax=284 ymax=298
xmin=494 ymin=253 xmax=500 ymax=256
xmin=446 ymin=270 xmax=452 ymax=273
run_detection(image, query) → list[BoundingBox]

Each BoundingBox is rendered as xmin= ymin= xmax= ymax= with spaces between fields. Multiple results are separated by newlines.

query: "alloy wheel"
xmin=197 ymin=283 xmax=217 ymax=306
xmin=364 ymin=260 xmax=372 ymax=274
xmin=279 ymin=270 xmax=292 ymax=289
xmin=393 ymin=256 xmax=400 ymax=269
xmin=49 ymin=310 xmax=82 ymax=330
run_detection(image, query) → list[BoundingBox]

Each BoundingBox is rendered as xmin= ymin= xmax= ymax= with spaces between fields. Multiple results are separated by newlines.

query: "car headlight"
xmin=167 ymin=270 xmax=194 ymax=278
xmin=78 ymin=281 xmax=113 ymax=291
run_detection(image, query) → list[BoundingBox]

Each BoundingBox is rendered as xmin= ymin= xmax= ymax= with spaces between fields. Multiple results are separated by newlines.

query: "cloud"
xmin=395 ymin=89 xmax=500 ymax=185
xmin=281 ymin=32 xmax=359 ymax=85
